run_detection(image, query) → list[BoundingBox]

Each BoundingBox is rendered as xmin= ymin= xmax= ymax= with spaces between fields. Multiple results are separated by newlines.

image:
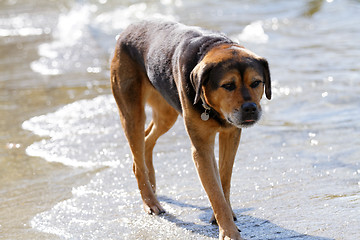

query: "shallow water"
xmin=1 ymin=0 xmax=359 ymax=239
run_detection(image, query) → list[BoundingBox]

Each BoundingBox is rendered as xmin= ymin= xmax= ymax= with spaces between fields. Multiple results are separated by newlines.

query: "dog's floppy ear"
xmin=260 ymin=58 xmax=271 ymax=100
xmin=190 ymin=62 xmax=213 ymax=105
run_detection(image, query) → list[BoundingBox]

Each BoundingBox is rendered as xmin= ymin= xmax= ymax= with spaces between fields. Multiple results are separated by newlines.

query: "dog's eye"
xmin=221 ymin=82 xmax=236 ymax=91
xmin=250 ymin=80 xmax=263 ymax=88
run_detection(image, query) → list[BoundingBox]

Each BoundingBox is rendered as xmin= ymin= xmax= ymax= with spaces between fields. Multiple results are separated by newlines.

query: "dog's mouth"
xmin=224 ymin=108 xmax=261 ymax=128
xmin=226 ymin=117 xmax=258 ymax=128
xmin=241 ymin=119 xmax=257 ymax=127
xmin=243 ymin=119 xmax=256 ymax=124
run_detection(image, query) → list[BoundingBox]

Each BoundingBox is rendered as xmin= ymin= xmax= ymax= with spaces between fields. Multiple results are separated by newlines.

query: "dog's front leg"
xmin=186 ymin=124 xmax=243 ymax=240
xmin=210 ymin=128 xmax=242 ymax=224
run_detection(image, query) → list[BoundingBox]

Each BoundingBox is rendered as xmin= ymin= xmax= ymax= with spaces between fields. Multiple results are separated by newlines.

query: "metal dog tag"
xmin=201 ymin=112 xmax=209 ymax=121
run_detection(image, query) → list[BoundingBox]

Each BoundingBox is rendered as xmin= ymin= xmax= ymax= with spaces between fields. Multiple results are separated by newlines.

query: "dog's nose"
xmin=241 ymin=102 xmax=257 ymax=113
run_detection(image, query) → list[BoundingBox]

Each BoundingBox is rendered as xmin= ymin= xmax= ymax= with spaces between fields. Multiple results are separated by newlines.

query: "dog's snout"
xmin=241 ymin=102 xmax=257 ymax=113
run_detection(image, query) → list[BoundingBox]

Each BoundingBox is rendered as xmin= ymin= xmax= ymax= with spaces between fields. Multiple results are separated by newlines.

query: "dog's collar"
xmin=198 ymin=96 xmax=229 ymax=127
xmin=199 ymin=94 xmax=227 ymax=125
xmin=200 ymin=104 xmax=211 ymax=121
xmin=200 ymin=95 xmax=211 ymax=121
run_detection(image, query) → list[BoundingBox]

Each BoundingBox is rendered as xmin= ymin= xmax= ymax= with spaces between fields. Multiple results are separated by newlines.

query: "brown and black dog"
xmin=110 ymin=20 xmax=271 ymax=240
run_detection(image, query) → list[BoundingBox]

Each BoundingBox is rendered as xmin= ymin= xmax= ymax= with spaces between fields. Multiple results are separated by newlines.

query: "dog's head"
xmin=190 ymin=44 xmax=271 ymax=128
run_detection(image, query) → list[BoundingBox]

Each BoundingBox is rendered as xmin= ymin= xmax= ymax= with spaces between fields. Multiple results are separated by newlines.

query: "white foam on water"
xmin=0 ymin=27 xmax=44 ymax=37
xmin=0 ymin=13 xmax=51 ymax=37
xmin=235 ymin=21 xmax=269 ymax=44
xmin=30 ymin=3 xmax=99 ymax=76
xmin=29 ymin=2 xmax=177 ymax=76
xmin=23 ymin=95 xmax=123 ymax=168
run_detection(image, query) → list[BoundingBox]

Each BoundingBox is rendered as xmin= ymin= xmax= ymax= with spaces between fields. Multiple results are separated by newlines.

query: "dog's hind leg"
xmin=111 ymin=48 xmax=165 ymax=215
xmin=145 ymin=91 xmax=178 ymax=193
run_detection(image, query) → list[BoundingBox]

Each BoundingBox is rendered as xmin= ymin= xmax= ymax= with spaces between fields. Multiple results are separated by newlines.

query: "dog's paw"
xmin=219 ymin=227 xmax=243 ymax=240
xmin=143 ymin=201 xmax=165 ymax=215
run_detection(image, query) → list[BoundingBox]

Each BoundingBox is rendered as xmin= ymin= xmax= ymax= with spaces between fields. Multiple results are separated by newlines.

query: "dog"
xmin=110 ymin=20 xmax=271 ymax=240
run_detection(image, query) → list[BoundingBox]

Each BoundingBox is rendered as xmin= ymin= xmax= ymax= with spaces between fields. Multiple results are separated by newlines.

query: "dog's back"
xmin=116 ymin=20 xmax=234 ymax=112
